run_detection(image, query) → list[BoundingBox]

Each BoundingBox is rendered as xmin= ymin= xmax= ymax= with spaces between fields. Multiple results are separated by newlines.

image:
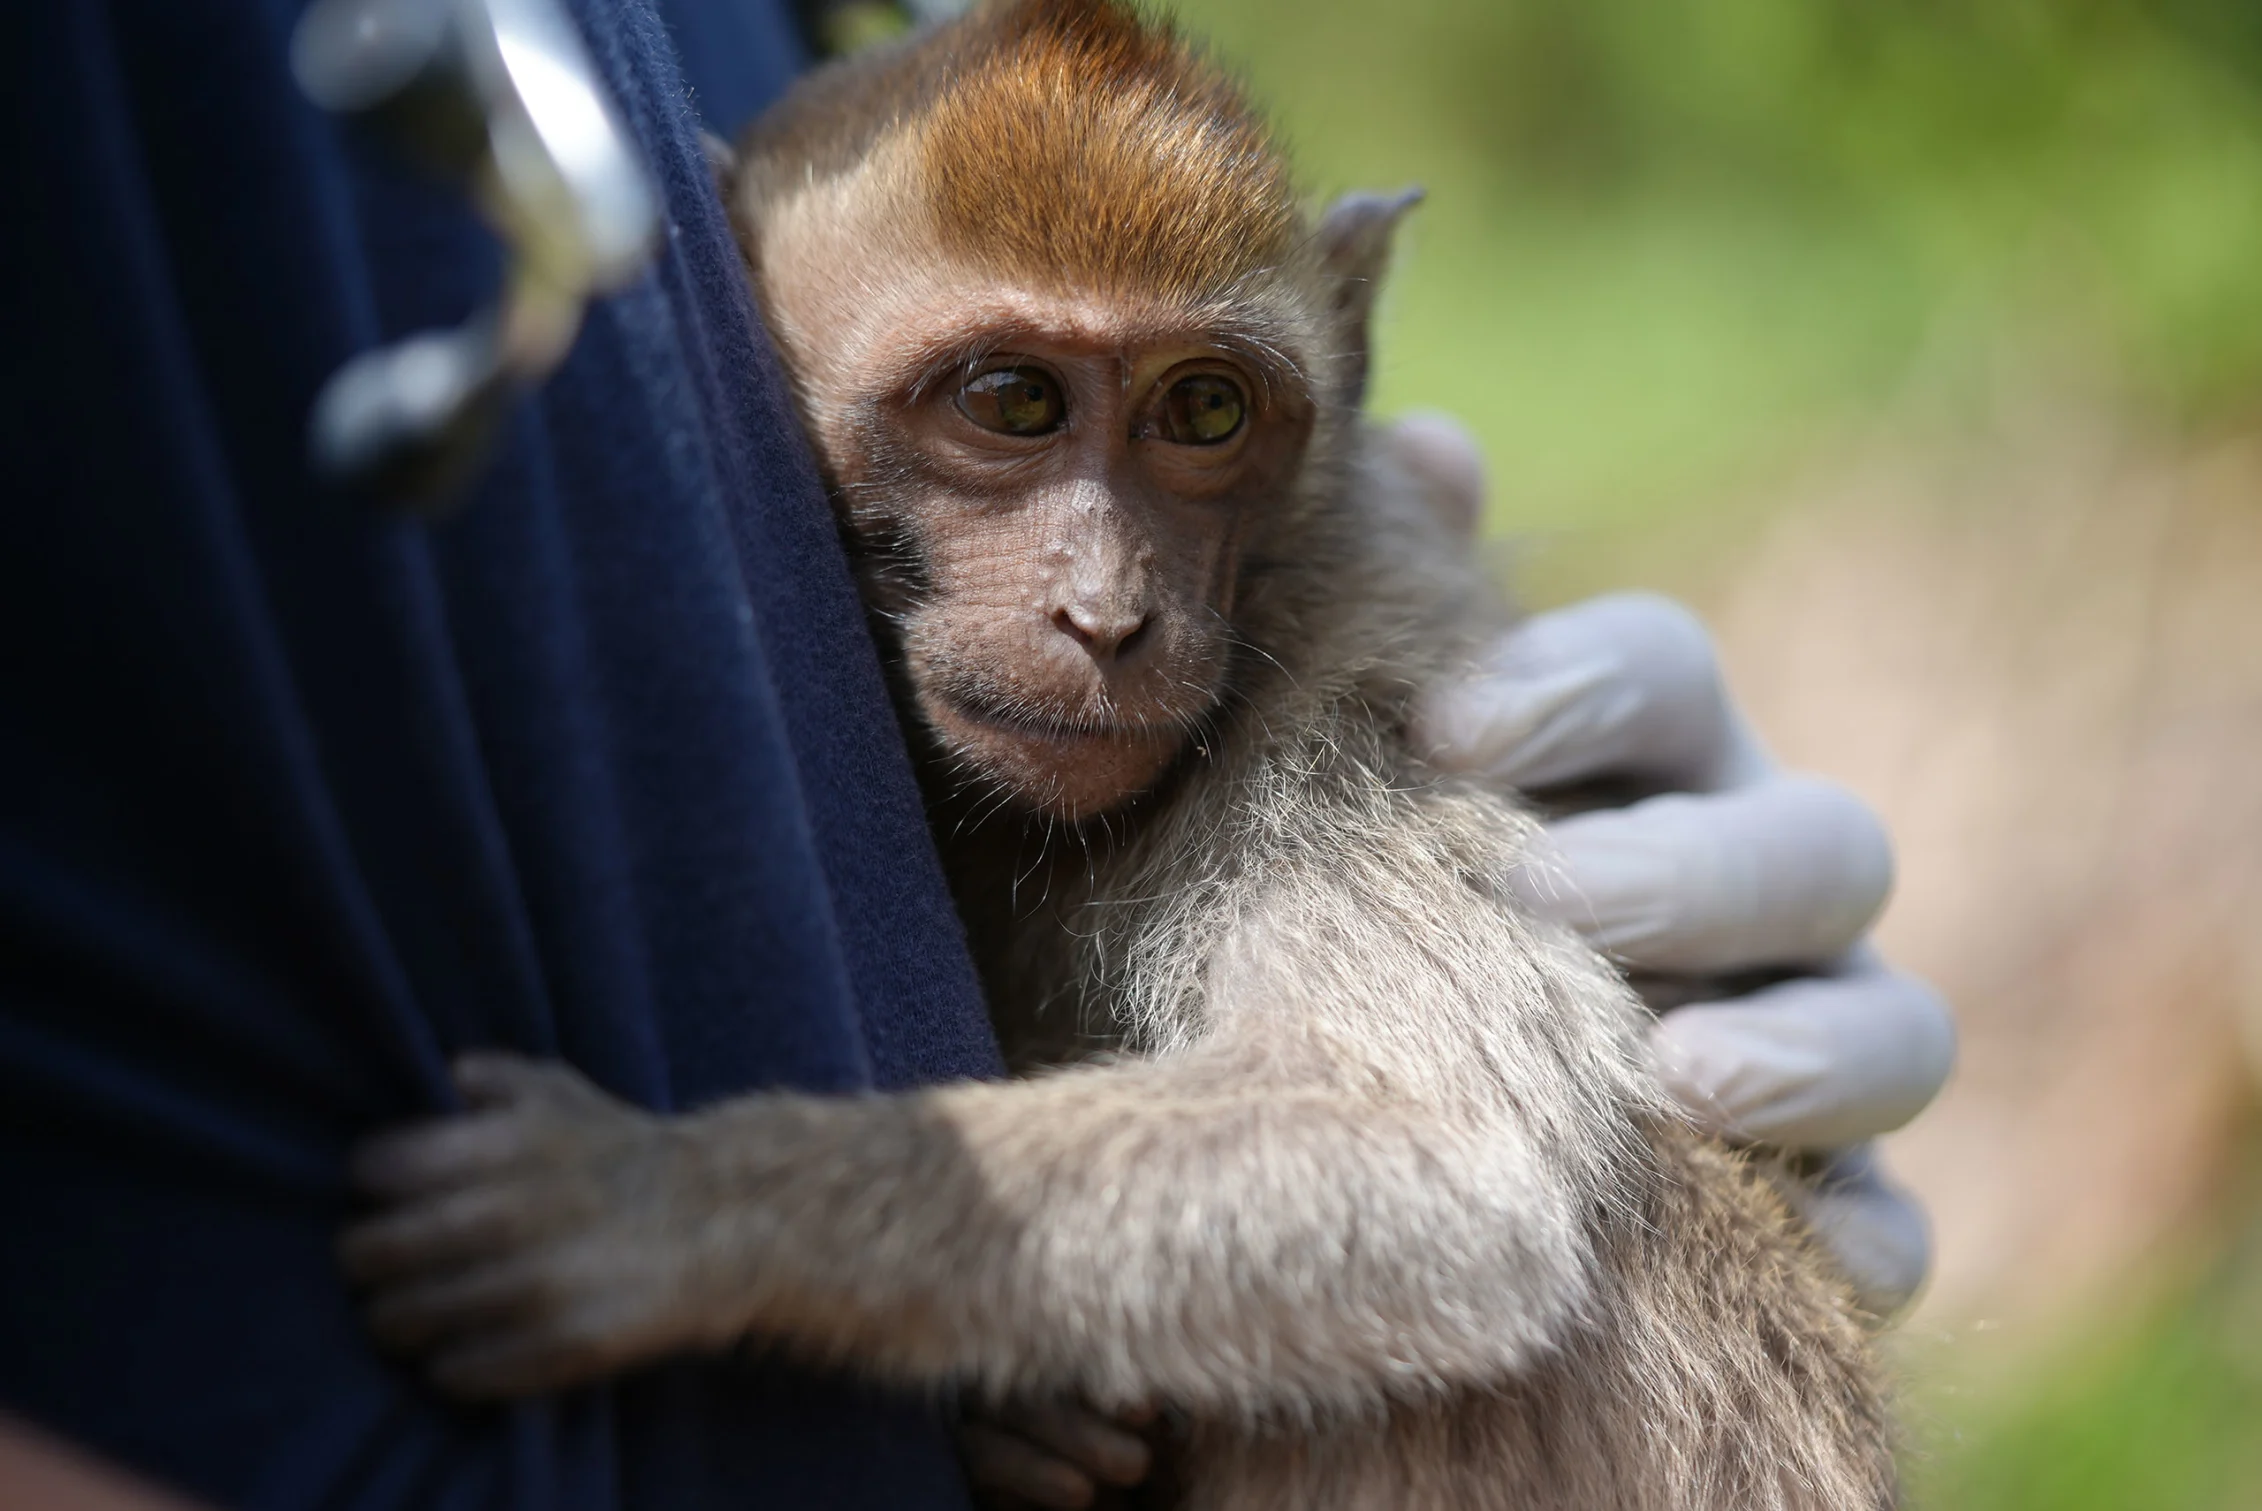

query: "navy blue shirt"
xmin=0 ymin=0 xmax=1000 ymax=1505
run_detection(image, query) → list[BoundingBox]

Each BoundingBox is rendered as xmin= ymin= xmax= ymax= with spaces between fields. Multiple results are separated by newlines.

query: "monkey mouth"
xmin=926 ymin=693 xmax=1194 ymax=819
xmin=940 ymin=693 xmax=1144 ymax=744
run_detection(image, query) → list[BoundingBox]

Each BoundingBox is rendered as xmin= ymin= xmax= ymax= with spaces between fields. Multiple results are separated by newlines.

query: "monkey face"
xmin=877 ymin=327 xmax=1312 ymax=821
xmin=810 ymin=298 xmax=1313 ymax=822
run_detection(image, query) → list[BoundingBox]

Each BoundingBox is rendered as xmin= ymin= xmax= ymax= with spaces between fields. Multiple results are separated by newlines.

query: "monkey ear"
xmin=1316 ymin=186 xmax=1423 ymax=408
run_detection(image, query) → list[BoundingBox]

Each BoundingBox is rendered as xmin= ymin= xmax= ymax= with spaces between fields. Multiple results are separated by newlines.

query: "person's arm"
xmin=0 ymin=1418 xmax=213 ymax=1511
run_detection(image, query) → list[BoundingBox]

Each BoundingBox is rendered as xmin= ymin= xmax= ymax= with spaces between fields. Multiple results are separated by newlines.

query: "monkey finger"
xmin=338 ymin=1185 xmax=540 ymax=1285
xmin=350 ymin=1111 xmax=538 ymax=1199
xmin=990 ymin=1402 xmax=1153 ymax=1488
xmin=1649 ymin=962 xmax=1956 ymax=1151
xmin=427 ymin=1321 xmax=624 ymax=1401
xmin=1413 ymin=592 xmax=1761 ymax=794
xmin=452 ymin=1052 xmax=606 ymax=1113
xmin=1517 ymin=776 xmax=1893 ymax=976
xmin=1789 ymin=1144 xmax=1932 ymax=1321
xmin=956 ymin=1423 xmax=1100 ymax=1510
xmin=361 ymin=1261 xmax=553 ymax=1353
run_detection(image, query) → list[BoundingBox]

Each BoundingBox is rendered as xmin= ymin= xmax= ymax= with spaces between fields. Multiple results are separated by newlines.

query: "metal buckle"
xmin=292 ymin=0 xmax=660 ymax=508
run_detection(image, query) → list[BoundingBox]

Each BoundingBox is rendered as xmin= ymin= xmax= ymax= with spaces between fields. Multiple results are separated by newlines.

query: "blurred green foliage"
xmin=1903 ymin=1207 xmax=2262 ymax=1511
xmin=1158 ymin=0 xmax=2262 ymax=548
xmin=1915 ymin=1308 xmax=2262 ymax=1510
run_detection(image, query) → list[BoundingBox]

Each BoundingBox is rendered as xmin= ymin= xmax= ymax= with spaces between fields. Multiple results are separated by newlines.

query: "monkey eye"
xmin=957 ymin=366 xmax=1066 ymax=436
xmin=1157 ymin=374 xmax=1247 ymax=446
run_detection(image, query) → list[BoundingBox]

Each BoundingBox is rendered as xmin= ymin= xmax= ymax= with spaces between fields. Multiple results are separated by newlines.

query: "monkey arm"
xmin=340 ymin=848 xmax=1658 ymax=1417
xmin=698 ymin=1041 xmax=1600 ymax=1418
xmin=342 ymin=1048 xmax=1599 ymax=1416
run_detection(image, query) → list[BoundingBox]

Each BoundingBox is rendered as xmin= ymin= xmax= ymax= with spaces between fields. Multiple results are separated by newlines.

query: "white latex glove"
xmin=1396 ymin=419 xmax=1952 ymax=1319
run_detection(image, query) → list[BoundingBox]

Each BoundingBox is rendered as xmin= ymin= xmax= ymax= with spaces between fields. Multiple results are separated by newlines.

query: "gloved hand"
xmin=1395 ymin=416 xmax=1954 ymax=1320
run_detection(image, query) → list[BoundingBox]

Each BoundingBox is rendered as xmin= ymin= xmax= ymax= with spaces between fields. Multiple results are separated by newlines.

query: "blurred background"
xmin=1140 ymin=2 xmax=2262 ymax=1506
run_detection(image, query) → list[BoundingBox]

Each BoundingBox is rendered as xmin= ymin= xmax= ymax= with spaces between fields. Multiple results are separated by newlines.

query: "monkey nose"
xmin=1053 ymin=603 xmax=1151 ymax=663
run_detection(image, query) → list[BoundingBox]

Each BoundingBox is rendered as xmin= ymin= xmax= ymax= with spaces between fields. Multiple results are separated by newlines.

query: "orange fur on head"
xmin=916 ymin=0 xmax=1299 ymax=303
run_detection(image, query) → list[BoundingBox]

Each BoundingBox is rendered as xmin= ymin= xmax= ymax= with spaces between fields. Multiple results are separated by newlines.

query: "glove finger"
xmin=1789 ymin=1145 xmax=1932 ymax=1322
xmin=1648 ymin=964 xmax=1956 ymax=1150
xmin=1413 ymin=591 xmax=1761 ymax=792
xmin=1380 ymin=411 xmax=1487 ymax=541
xmin=1516 ymin=777 xmax=1893 ymax=975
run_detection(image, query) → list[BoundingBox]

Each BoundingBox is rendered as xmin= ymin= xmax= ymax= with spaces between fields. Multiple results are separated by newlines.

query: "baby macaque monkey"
xmin=340 ymin=3 xmax=1894 ymax=1506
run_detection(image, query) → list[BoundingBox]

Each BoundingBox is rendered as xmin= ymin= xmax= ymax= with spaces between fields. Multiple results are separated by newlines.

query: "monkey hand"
xmin=339 ymin=1054 xmax=739 ymax=1398
xmin=1392 ymin=437 xmax=1955 ymax=1318
xmin=956 ymin=1398 xmax=1158 ymax=1510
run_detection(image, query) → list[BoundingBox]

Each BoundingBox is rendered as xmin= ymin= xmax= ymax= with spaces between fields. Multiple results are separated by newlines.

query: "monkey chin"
xmin=925 ymin=696 xmax=1188 ymax=822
